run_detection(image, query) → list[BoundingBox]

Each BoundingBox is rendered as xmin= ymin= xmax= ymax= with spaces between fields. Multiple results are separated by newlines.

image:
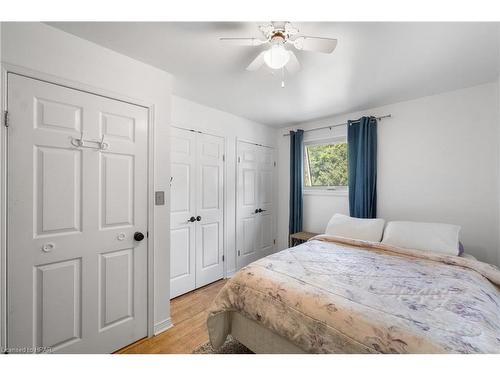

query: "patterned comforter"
xmin=207 ymin=236 xmax=500 ymax=353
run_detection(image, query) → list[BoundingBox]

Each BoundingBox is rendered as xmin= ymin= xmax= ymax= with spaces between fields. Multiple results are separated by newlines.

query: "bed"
xmin=207 ymin=235 xmax=500 ymax=353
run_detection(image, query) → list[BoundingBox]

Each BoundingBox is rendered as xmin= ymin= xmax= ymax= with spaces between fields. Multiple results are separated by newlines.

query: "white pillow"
xmin=325 ymin=214 xmax=386 ymax=242
xmin=381 ymin=221 xmax=461 ymax=255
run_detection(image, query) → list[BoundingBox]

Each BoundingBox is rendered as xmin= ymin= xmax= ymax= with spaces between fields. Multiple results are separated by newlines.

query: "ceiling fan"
xmin=219 ymin=22 xmax=338 ymax=76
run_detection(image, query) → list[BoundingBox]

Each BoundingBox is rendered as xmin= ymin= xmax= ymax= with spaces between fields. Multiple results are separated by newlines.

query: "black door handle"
xmin=259 ymin=209 xmax=266 ymax=212
xmin=255 ymin=209 xmax=259 ymax=214
xmin=196 ymin=216 xmax=201 ymax=221
xmin=134 ymin=232 xmax=145 ymax=241
xmin=188 ymin=216 xmax=196 ymax=222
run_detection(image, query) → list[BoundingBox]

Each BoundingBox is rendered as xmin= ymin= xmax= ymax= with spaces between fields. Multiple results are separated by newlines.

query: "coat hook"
xmin=99 ymin=134 xmax=109 ymax=150
xmin=71 ymin=131 xmax=84 ymax=147
xmin=70 ymin=133 xmax=110 ymax=150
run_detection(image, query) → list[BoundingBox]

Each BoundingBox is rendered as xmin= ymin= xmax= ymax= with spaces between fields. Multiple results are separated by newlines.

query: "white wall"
xmin=171 ymin=95 xmax=278 ymax=275
xmin=0 ymin=22 xmax=173 ymax=335
xmin=0 ymin=21 xmax=4 ymax=348
xmin=277 ymin=82 xmax=500 ymax=266
xmin=497 ymin=33 xmax=500 ymax=267
xmin=497 ymin=25 xmax=500 ymax=269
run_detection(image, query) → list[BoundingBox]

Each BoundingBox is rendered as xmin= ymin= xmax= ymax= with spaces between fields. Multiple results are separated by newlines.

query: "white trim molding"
xmin=0 ymin=66 xmax=7 ymax=352
xmin=303 ymin=189 xmax=348 ymax=197
xmin=0 ymin=63 xmax=158 ymax=346
xmin=154 ymin=318 xmax=173 ymax=336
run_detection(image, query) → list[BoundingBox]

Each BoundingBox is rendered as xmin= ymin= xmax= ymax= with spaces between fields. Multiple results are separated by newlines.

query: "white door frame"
xmin=235 ymin=137 xmax=277 ymax=272
xmin=0 ymin=63 xmax=157 ymax=350
xmin=171 ymin=125 xmax=227 ymax=279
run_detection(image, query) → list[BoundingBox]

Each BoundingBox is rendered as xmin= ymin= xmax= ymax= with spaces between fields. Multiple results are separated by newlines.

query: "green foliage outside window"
xmin=304 ymin=142 xmax=348 ymax=187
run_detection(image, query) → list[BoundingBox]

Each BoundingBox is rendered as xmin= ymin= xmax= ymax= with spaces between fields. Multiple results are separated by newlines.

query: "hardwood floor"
xmin=116 ymin=279 xmax=227 ymax=354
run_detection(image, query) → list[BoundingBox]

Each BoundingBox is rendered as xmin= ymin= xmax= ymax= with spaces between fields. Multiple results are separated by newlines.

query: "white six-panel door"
xmin=236 ymin=141 xmax=275 ymax=270
xmin=236 ymin=141 xmax=260 ymax=268
xmin=170 ymin=128 xmax=224 ymax=298
xmin=257 ymin=146 xmax=275 ymax=257
xmin=7 ymin=74 xmax=148 ymax=353
xmin=195 ymin=133 xmax=224 ymax=287
xmin=170 ymin=128 xmax=197 ymax=298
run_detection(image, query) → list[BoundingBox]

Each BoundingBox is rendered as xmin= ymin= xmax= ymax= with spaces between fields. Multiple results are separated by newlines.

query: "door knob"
xmin=255 ymin=209 xmax=259 ymax=214
xmin=42 ymin=242 xmax=55 ymax=253
xmin=258 ymin=208 xmax=263 ymax=213
xmin=134 ymin=232 xmax=145 ymax=241
xmin=188 ymin=216 xmax=196 ymax=222
xmin=196 ymin=216 xmax=201 ymax=221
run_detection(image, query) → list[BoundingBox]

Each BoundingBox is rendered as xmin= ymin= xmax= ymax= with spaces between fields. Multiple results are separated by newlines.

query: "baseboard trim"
xmin=225 ymin=269 xmax=236 ymax=278
xmin=154 ymin=318 xmax=173 ymax=335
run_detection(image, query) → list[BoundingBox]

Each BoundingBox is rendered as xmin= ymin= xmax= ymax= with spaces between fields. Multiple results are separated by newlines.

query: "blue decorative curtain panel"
xmin=347 ymin=117 xmax=378 ymax=218
xmin=289 ymin=129 xmax=304 ymax=234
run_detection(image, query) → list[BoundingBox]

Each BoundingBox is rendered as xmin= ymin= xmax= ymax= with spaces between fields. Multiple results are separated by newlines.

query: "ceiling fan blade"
xmin=246 ymin=51 xmax=266 ymax=71
xmin=292 ymin=36 xmax=338 ymax=54
xmin=219 ymin=37 xmax=267 ymax=46
xmin=286 ymin=51 xmax=300 ymax=74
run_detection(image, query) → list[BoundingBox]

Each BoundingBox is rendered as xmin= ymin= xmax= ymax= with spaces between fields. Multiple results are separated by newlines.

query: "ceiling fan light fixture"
xmin=263 ymin=43 xmax=290 ymax=70
xmin=220 ymin=22 xmax=337 ymax=78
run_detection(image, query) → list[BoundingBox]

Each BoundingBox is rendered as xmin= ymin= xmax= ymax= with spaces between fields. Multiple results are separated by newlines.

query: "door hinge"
xmin=147 ymin=231 xmax=149 ymax=238
xmin=3 ymin=111 xmax=9 ymax=128
xmin=238 ymin=250 xmax=241 ymax=256
xmin=273 ymin=239 xmax=276 ymax=245
xmin=222 ymin=255 xmax=225 ymax=262
xmin=238 ymin=156 xmax=241 ymax=163
xmin=222 ymin=154 xmax=225 ymax=162
xmin=274 ymin=161 xmax=276 ymax=167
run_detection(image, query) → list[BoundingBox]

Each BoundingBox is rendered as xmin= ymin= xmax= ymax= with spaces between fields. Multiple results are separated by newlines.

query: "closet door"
xmin=170 ymin=129 xmax=225 ymax=297
xmin=170 ymin=128 xmax=196 ymax=298
xmin=7 ymin=74 xmax=148 ymax=353
xmin=195 ymin=133 xmax=224 ymax=287
xmin=256 ymin=147 xmax=275 ymax=257
xmin=236 ymin=141 xmax=260 ymax=269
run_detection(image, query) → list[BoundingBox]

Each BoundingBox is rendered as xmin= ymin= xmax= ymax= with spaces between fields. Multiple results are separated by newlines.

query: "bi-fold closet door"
xmin=236 ymin=140 xmax=275 ymax=270
xmin=170 ymin=127 xmax=224 ymax=298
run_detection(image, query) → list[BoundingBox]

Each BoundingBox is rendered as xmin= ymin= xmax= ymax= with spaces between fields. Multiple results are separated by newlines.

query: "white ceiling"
xmin=47 ymin=22 xmax=499 ymax=127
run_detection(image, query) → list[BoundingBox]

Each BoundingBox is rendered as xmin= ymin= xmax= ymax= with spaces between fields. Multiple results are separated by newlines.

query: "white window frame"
xmin=303 ymin=136 xmax=348 ymax=196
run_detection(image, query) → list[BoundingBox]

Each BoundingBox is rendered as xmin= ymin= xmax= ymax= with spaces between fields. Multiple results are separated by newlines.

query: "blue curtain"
xmin=289 ymin=129 xmax=304 ymax=234
xmin=347 ymin=117 xmax=377 ymax=218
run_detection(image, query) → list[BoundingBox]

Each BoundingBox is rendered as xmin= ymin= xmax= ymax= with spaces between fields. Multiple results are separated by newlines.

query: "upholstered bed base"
xmin=230 ymin=312 xmax=306 ymax=354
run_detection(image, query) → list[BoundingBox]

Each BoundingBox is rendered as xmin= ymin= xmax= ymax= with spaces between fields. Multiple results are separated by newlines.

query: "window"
xmin=303 ymin=138 xmax=348 ymax=191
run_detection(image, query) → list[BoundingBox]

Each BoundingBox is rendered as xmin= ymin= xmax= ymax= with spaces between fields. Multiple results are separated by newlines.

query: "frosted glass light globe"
xmin=263 ymin=44 xmax=290 ymax=69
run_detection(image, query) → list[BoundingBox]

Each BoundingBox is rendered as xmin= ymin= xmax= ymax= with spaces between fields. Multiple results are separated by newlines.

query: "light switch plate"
xmin=155 ymin=191 xmax=165 ymax=205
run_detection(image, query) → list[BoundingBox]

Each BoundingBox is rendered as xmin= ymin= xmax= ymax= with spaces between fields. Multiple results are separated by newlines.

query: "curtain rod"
xmin=282 ymin=114 xmax=392 ymax=136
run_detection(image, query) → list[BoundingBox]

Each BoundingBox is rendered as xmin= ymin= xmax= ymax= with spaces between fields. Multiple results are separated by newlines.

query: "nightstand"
xmin=289 ymin=231 xmax=319 ymax=247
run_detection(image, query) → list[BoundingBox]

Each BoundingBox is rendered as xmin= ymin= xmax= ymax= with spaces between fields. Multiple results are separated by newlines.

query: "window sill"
xmin=303 ymin=189 xmax=348 ymax=197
